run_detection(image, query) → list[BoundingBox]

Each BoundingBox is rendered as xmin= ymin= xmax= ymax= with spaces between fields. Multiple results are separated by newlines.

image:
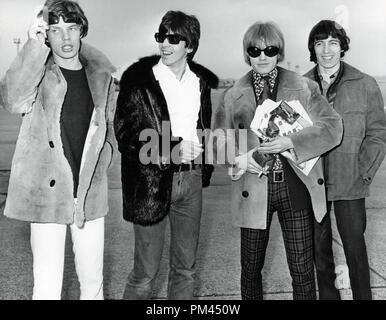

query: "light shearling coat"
xmin=213 ymin=67 xmax=343 ymax=229
xmin=0 ymin=39 xmax=117 ymax=227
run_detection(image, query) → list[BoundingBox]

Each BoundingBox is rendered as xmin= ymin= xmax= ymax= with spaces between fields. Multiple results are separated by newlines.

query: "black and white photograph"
xmin=0 ymin=0 xmax=386 ymax=310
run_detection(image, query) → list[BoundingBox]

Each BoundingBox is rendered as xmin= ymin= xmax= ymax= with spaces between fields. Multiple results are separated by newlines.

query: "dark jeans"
xmin=123 ymin=169 xmax=203 ymax=300
xmin=240 ymin=181 xmax=316 ymax=300
xmin=314 ymin=199 xmax=371 ymax=300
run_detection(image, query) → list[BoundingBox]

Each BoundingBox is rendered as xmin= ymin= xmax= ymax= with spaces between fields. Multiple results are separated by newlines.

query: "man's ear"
xmin=187 ymin=47 xmax=193 ymax=53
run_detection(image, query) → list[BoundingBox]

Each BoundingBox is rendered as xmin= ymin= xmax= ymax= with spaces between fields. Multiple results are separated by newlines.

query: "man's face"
xmin=314 ymin=36 xmax=342 ymax=70
xmin=249 ymin=41 xmax=278 ymax=75
xmin=47 ymin=16 xmax=82 ymax=66
xmin=158 ymin=31 xmax=192 ymax=69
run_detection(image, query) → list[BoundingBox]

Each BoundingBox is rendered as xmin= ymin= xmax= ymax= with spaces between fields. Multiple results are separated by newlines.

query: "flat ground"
xmin=1 ymin=89 xmax=386 ymax=300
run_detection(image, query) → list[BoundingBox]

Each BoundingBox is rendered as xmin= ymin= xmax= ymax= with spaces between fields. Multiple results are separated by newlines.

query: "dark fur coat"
xmin=114 ymin=55 xmax=218 ymax=225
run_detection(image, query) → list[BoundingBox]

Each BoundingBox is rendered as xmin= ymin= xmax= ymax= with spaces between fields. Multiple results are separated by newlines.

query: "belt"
xmin=267 ymin=169 xmax=285 ymax=183
xmin=172 ymin=163 xmax=201 ymax=173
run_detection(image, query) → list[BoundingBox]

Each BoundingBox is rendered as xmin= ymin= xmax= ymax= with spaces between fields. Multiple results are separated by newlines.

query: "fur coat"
xmin=0 ymin=39 xmax=117 ymax=227
xmin=114 ymin=55 xmax=218 ymax=226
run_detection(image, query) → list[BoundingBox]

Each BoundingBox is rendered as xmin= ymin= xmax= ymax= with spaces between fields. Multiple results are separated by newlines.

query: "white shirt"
xmin=153 ymin=60 xmax=201 ymax=144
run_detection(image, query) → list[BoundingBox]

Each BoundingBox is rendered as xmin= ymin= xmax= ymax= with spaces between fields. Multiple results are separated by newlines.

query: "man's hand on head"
xmin=28 ymin=5 xmax=49 ymax=44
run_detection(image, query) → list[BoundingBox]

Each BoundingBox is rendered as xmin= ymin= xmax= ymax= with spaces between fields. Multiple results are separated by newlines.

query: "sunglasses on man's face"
xmin=48 ymin=12 xmax=81 ymax=25
xmin=247 ymin=46 xmax=280 ymax=58
xmin=154 ymin=32 xmax=186 ymax=45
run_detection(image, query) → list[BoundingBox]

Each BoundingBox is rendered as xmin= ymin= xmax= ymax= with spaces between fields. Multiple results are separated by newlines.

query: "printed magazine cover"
xmin=250 ymin=99 xmax=319 ymax=176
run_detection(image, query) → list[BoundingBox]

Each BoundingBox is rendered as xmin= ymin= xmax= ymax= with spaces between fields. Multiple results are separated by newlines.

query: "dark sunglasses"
xmin=247 ymin=46 xmax=280 ymax=58
xmin=154 ymin=32 xmax=186 ymax=45
xmin=48 ymin=12 xmax=82 ymax=25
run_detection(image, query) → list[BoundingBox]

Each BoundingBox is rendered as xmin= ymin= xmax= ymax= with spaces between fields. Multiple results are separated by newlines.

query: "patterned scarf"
xmin=251 ymin=67 xmax=283 ymax=171
xmin=252 ymin=67 xmax=278 ymax=101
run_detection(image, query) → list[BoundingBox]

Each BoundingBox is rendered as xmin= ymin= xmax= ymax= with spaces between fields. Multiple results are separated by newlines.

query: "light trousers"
xmin=30 ymin=217 xmax=105 ymax=300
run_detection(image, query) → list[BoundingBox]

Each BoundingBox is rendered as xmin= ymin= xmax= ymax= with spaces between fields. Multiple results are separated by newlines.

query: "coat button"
xmin=242 ymin=191 xmax=249 ymax=198
xmin=317 ymin=178 xmax=324 ymax=185
xmin=50 ymin=180 xmax=56 ymax=187
xmin=239 ymin=123 xmax=244 ymax=129
xmin=49 ymin=141 xmax=54 ymax=148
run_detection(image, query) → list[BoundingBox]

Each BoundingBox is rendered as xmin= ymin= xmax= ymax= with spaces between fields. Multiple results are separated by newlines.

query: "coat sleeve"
xmin=114 ymin=73 xmax=182 ymax=166
xmin=105 ymin=77 xmax=118 ymax=166
xmin=0 ymin=39 xmax=50 ymax=114
xmin=114 ymin=80 xmax=144 ymax=159
xmin=358 ymin=77 xmax=386 ymax=184
xmin=211 ymin=88 xmax=237 ymax=165
xmin=289 ymin=79 xmax=343 ymax=163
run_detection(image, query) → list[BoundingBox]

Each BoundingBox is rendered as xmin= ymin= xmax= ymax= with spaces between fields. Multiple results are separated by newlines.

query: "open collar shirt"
xmin=153 ymin=60 xmax=201 ymax=144
xmin=317 ymin=64 xmax=340 ymax=96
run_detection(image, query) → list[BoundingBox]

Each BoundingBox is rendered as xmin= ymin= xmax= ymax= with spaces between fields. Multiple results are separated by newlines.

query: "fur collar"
xmin=46 ymin=41 xmax=116 ymax=75
xmin=120 ymin=55 xmax=219 ymax=89
xmin=230 ymin=67 xmax=307 ymax=100
xmin=45 ymin=42 xmax=116 ymax=110
xmin=79 ymin=42 xmax=116 ymax=75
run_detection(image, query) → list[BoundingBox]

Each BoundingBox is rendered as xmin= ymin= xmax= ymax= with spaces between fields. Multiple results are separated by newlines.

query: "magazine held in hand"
xmin=249 ymin=99 xmax=319 ymax=176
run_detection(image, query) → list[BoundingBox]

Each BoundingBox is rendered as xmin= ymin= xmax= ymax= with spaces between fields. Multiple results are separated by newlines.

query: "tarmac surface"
xmin=1 ymin=92 xmax=386 ymax=300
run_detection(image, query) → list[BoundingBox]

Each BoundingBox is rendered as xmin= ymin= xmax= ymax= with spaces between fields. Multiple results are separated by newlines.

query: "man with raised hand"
xmin=0 ymin=0 xmax=116 ymax=299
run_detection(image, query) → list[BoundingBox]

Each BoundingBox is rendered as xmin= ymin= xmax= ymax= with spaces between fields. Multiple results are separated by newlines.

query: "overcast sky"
xmin=1 ymin=0 xmax=386 ymax=79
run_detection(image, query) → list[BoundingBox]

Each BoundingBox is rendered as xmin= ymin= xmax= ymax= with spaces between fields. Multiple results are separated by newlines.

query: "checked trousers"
xmin=240 ymin=180 xmax=316 ymax=300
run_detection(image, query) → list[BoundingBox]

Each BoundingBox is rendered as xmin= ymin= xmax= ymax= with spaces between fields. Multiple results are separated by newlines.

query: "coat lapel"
xmin=75 ymin=43 xmax=116 ymax=206
xmin=277 ymin=67 xmax=306 ymax=104
xmin=80 ymin=42 xmax=115 ymax=114
xmin=231 ymin=68 xmax=308 ymax=112
xmin=231 ymin=71 xmax=257 ymax=112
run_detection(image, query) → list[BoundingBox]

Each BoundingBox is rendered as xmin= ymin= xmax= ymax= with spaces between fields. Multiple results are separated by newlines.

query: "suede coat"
xmin=114 ymin=55 xmax=218 ymax=226
xmin=0 ymin=39 xmax=117 ymax=227
xmin=305 ymin=62 xmax=386 ymax=201
xmin=213 ymin=67 xmax=343 ymax=229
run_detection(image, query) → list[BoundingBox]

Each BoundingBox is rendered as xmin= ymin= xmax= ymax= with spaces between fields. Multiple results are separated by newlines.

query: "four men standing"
xmin=0 ymin=2 xmax=385 ymax=301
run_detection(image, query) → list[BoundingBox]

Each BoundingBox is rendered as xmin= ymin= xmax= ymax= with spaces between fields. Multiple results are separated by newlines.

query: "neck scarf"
xmin=252 ymin=67 xmax=278 ymax=101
